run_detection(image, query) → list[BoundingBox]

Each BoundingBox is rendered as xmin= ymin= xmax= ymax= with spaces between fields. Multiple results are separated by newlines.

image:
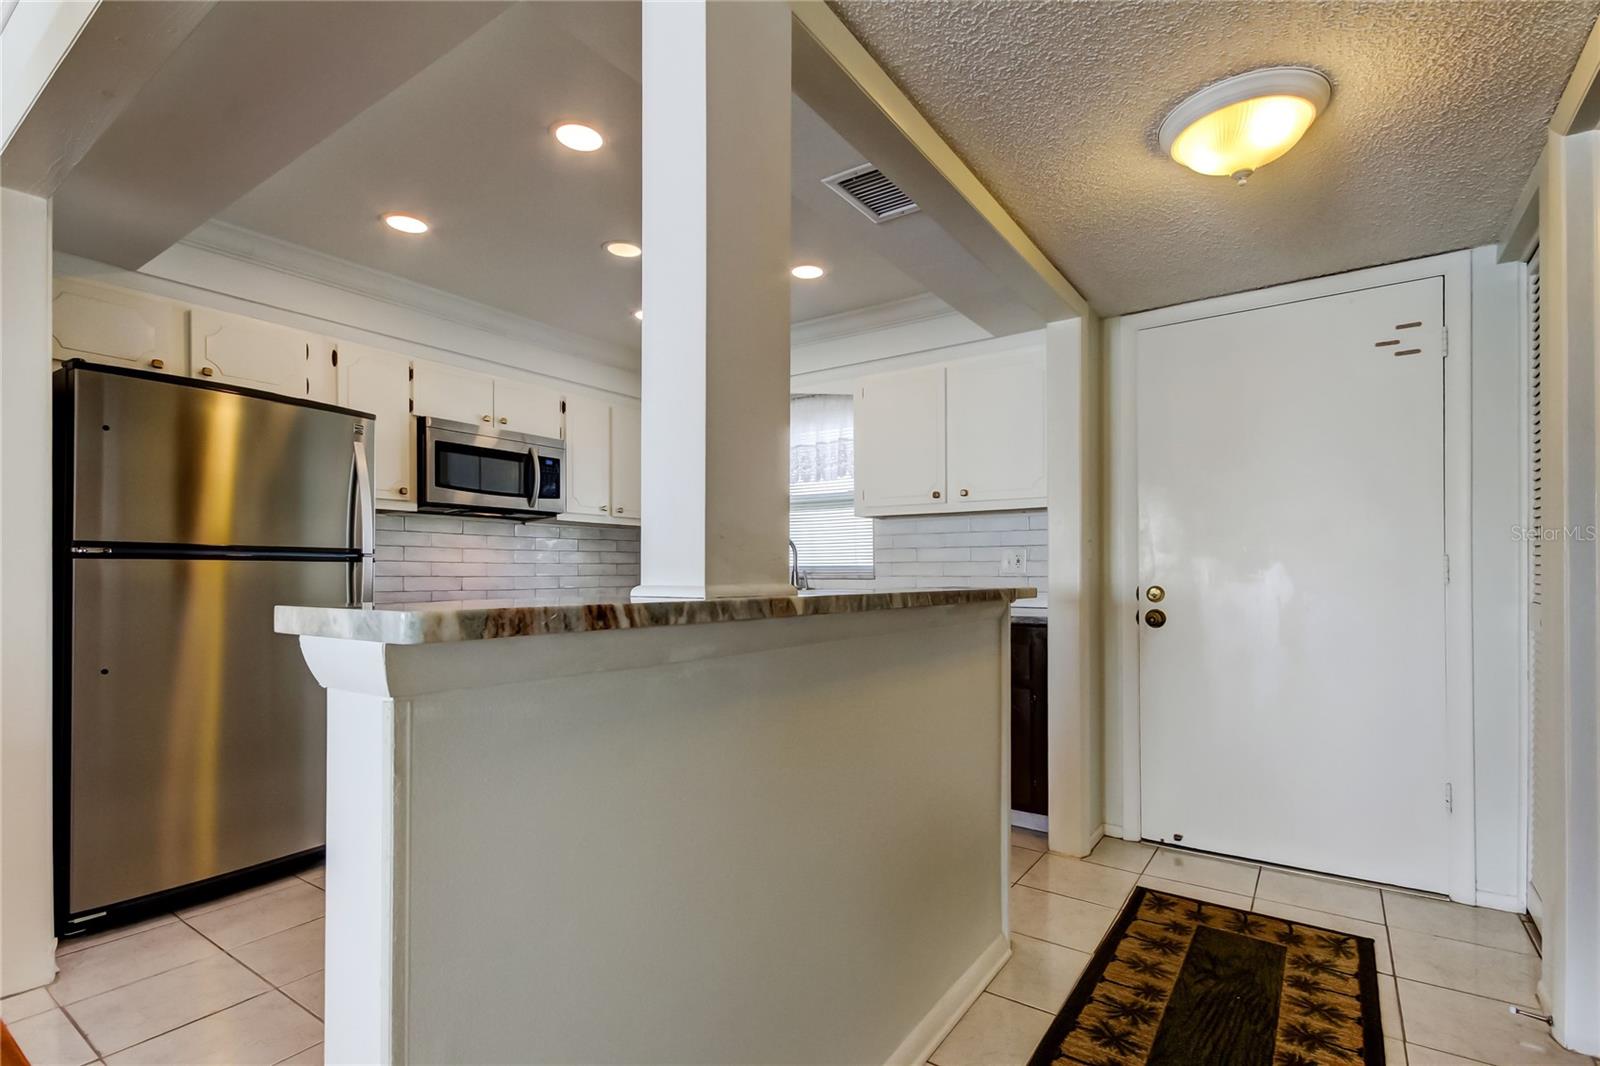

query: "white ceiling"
xmin=831 ymin=0 xmax=1600 ymax=315
xmin=218 ymin=2 xmax=930 ymax=352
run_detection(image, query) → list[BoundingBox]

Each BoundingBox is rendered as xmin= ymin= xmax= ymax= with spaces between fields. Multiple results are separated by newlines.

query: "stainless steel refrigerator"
xmin=54 ymin=360 xmax=374 ymax=935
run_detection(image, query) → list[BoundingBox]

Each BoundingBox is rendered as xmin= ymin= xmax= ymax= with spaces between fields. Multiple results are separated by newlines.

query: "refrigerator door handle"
xmin=352 ymin=435 xmax=376 ymax=606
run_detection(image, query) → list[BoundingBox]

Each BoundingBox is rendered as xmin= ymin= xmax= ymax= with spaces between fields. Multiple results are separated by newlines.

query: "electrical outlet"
xmin=1000 ymin=548 xmax=1026 ymax=575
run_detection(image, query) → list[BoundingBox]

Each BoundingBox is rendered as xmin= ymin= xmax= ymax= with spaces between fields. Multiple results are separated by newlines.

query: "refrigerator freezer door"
xmin=67 ymin=557 xmax=342 ymax=915
xmin=70 ymin=368 xmax=370 ymax=549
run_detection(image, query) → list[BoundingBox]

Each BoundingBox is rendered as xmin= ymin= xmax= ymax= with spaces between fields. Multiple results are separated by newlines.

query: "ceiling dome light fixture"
xmin=382 ymin=213 xmax=430 ymax=235
xmin=1159 ymin=67 xmax=1331 ymax=184
xmin=604 ymin=241 xmax=642 ymax=259
xmin=791 ymin=264 xmax=825 ymax=280
xmin=552 ymin=122 xmax=604 ymax=152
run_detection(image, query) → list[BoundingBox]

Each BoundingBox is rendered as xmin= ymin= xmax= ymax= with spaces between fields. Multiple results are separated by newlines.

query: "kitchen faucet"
xmin=788 ymin=539 xmax=810 ymax=591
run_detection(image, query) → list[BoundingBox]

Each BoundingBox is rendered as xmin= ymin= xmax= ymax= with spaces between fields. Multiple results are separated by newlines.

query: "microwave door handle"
xmin=353 ymin=436 xmax=376 ymax=605
xmin=527 ymin=448 xmax=540 ymax=506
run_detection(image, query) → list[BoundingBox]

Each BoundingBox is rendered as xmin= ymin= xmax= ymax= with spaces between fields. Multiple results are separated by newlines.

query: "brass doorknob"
xmin=1145 ymin=609 xmax=1167 ymax=629
xmin=1146 ymin=585 xmax=1166 ymax=603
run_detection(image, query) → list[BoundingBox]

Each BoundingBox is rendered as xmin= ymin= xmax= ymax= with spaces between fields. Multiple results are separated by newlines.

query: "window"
xmin=790 ymin=394 xmax=872 ymax=576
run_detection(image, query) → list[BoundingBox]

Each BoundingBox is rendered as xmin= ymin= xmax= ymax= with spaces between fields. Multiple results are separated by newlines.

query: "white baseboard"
xmin=1472 ymin=889 xmax=1526 ymax=915
xmin=886 ymin=933 xmax=1011 ymax=1066
xmin=1010 ymin=810 xmax=1047 ymax=832
xmin=1103 ymin=823 xmax=1124 ymax=840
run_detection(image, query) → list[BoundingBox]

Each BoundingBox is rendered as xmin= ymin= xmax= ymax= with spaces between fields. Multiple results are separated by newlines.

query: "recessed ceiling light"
xmin=1159 ymin=67 xmax=1331 ymax=184
xmin=632 ymin=309 xmax=644 ymax=321
xmin=604 ymin=241 xmax=642 ymax=259
xmin=382 ymin=213 xmax=429 ymax=235
xmin=791 ymin=264 xmax=825 ymax=280
xmin=553 ymin=122 xmax=604 ymax=152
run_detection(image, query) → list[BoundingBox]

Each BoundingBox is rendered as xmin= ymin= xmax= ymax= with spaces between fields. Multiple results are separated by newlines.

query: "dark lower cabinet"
xmin=1011 ymin=619 xmax=1048 ymax=815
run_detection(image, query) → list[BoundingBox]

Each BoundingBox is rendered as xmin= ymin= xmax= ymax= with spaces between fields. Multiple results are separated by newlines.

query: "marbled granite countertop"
xmin=275 ymin=587 xmax=1037 ymax=645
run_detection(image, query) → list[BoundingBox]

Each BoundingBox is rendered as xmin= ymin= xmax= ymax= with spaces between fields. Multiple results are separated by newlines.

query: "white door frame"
xmin=1107 ymin=249 xmax=1477 ymax=904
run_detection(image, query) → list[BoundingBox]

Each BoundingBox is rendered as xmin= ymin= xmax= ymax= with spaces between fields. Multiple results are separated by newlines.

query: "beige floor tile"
xmin=276 ymin=1042 xmax=323 ymax=1065
xmin=1083 ymin=836 xmax=1156 ymax=874
xmin=1406 ymin=1045 xmax=1492 ymax=1065
xmin=1383 ymin=892 xmax=1535 ymax=955
xmin=1378 ymin=973 xmax=1403 ymax=1040
xmin=55 ymin=914 xmax=181 ymax=960
xmin=1009 ymin=846 xmax=1043 ymax=885
xmin=1135 ymin=874 xmax=1253 ymax=911
xmin=1397 ymin=979 xmax=1591 ymax=1066
xmin=183 ymin=882 xmax=325 ymax=951
xmin=10 ymin=1007 xmax=97 ymax=1066
xmin=65 ymin=954 xmax=268 ymax=1056
xmin=50 ymin=921 xmax=221 ymax=1005
xmin=930 ymin=992 xmax=1052 ymax=1066
xmin=2 ymin=987 xmax=56 ymax=1022
xmin=1389 ymin=927 xmax=1540 ymax=1008
xmin=281 ymin=972 xmax=323 ymax=1020
xmin=1009 ymin=884 xmax=1118 ymax=953
xmin=1248 ymin=898 xmax=1393 ymax=973
xmin=1010 ymin=827 xmax=1048 ymax=853
xmin=1255 ymin=868 xmax=1385 ymax=923
xmin=297 ymin=867 xmax=325 ymax=890
xmin=105 ymin=992 xmax=321 ymax=1066
xmin=1145 ymin=849 xmax=1260 ymax=896
xmin=230 ymin=919 xmax=323 ymax=987
xmin=1018 ymin=854 xmax=1137 ymax=908
xmin=985 ymin=934 xmax=1089 ymax=1014
xmin=176 ymin=877 xmax=307 ymax=921
xmin=1386 ymin=1036 xmax=1409 ymax=1064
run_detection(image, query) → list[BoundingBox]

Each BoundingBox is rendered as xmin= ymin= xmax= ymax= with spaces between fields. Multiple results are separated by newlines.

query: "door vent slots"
xmin=822 ymin=164 xmax=920 ymax=223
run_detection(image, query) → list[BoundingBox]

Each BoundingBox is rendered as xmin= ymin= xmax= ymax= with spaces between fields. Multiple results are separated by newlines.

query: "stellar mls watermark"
xmin=1512 ymin=524 xmax=1598 ymax=542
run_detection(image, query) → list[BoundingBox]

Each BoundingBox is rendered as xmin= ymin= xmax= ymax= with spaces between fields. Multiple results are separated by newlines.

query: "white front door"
xmin=1137 ymin=277 xmax=1451 ymax=891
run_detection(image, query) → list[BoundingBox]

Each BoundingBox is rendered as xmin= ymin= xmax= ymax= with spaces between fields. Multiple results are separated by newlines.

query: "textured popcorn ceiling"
xmin=831 ymin=1 xmax=1600 ymax=315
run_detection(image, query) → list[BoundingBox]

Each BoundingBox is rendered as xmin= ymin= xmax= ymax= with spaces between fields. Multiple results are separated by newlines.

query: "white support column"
xmin=635 ymin=0 xmax=794 ymax=601
xmin=1 ymin=187 xmax=59 ymax=994
xmin=1045 ymin=316 xmax=1103 ymax=857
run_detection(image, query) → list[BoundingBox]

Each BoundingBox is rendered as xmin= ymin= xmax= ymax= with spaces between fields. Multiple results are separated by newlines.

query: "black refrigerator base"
xmin=57 ymin=846 xmax=324 ymax=941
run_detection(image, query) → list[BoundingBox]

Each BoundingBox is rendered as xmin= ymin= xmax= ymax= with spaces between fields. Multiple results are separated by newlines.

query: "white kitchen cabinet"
xmin=855 ymin=364 xmax=946 ymax=511
xmin=494 ymin=377 xmax=564 ymax=440
xmin=609 ymin=403 xmax=641 ymax=520
xmin=337 ymin=342 xmax=414 ymax=505
xmin=564 ymin=393 xmax=613 ymax=518
xmin=946 ymin=350 xmax=1046 ymax=505
xmin=412 ymin=361 xmax=495 ymax=427
xmin=52 ymin=278 xmax=188 ymax=375
xmin=189 ymin=307 xmax=334 ymax=402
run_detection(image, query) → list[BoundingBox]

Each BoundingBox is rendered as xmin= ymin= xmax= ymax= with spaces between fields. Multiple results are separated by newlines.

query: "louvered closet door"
xmin=1529 ymin=251 xmax=1560 ymax=920
xmin=1137 ymin=277 xmax=1451 ymax=892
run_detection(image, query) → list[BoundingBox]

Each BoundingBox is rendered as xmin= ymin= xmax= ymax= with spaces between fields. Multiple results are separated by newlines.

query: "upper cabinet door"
xmin=494 ymin=377 xmax=564 ymax=440
xmin=412 ymin=361 xmax=495 ymax=427
xmin=946 ymin=349 xmax=1046 ymax=505
xmin=53 ymin=279 xmax=187 ymax=376
xmin=564 ymin=394 xmax=612 ymax=517
xmin=855 ymin=365 xmax=946 ymax=511
xmin=609 ymin=404 xmax=641 ymax=521
xmin=190 ymin=308 xmax=328 ymax=401
xmin=337 ymin=342 xmax=414 ymax=504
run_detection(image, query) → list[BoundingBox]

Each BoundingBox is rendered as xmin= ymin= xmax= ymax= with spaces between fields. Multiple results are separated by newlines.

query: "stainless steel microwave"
xmin=417 ymin=417 xmax=565 ymax=519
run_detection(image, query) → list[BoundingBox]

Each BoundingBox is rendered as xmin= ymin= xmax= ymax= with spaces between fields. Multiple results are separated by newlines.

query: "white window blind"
xmin=790 ymin=395 xmax=872 ymax=575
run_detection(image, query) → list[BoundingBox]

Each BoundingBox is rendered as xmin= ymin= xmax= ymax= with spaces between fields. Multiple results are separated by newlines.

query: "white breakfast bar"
xmin=276 ymin=586 xmax=1033 ymax=1065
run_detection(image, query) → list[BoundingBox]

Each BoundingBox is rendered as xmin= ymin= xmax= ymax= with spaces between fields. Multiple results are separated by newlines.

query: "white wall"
xmin=1 ymin=188 xmax=59 ymax=994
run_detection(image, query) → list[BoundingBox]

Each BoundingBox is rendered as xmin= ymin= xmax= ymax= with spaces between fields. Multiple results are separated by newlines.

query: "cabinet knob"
xmin=149 ymin=358 xmax=165 ymax=370
xmin=481 ymin=414 xmax=491 ymax=422
xmin=398 ymin=487 xmax=409 ymax=497
xmin=499 ymin=417 xmax=508 ymax=425
xmin=615 ymin=506 xmax=624 ymax=515
xmin=601 ymin=506 xmax=609 ymax=513
xmin=960 ymin=488 xmax=970 ymax=497
xmin=199 ymin=367 xmax=215 ymax=378
xmin=932 ymin=490 xmax=941 ymax=499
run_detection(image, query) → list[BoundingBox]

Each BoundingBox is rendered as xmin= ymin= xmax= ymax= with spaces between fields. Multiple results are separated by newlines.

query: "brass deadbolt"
xmin=1145 ymin=608 xmax=1167 ymax=629
xmin=1146 ymin=585 xmax=1166 ymax=603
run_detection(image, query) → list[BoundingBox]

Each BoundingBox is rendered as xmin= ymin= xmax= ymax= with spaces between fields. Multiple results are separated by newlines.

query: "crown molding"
xmin=179 ymin=220 xmax=639 ymax=371
xmin=789 ymin=292 xmax=962 ymax=347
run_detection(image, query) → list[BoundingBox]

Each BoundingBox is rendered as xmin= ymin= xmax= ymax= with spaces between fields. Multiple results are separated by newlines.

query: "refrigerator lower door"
xmin=67 ymin=556 xmax=345 ymax=917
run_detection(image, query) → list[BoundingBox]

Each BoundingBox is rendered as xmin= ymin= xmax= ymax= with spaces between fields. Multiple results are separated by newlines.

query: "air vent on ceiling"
xmin=822 ymin=164 xmax=919 ymax=223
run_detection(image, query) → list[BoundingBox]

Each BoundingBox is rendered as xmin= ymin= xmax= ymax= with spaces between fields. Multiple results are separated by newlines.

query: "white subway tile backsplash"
xmin=375 ymin=517 xmax=641 ymax=605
